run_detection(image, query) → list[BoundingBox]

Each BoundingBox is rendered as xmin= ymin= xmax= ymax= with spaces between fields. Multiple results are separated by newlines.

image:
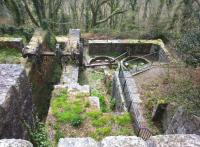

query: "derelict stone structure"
xmin=88 ymin=39 xmax=169 ymax=62
xmin=0 ymin=37 xmax=23 ymax=51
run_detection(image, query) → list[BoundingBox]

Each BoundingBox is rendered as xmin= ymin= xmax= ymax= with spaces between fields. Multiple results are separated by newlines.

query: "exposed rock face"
xmin=166 ymin=107 xmax=200 ymax=135
xmin=0 ymin=139 xmax=33 ymax=147
xmin=58 ymin=138 xmax=99 ymax=147
xmin=0 ymin=64 xmax=34 ymax=139
xmin=147 ymin=134 xmax=200 ymax=147
xmin=101 ymin=136 xmax=147 ymax=147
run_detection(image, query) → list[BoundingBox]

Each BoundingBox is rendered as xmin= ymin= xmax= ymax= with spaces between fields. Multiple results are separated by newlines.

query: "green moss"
xmin=87 ymin=112 xmax=134 ymax=140
xmin=70 ymin=115 xmax=83 ymax=127
xmin=86 ymin=111 xmax=102 ymax=120
xmin=0 ymin=47 xmax=21 ymax=64
xmin=115 ymin=113 xmax=132 ymax=126
xmin=51 ymin=91 xmax=85 ymax=126
xmin=90 ymin=126 xmax=112 ymax=141
xmin=89 ymin=71 xmax=104 ymax=81
xmin=92 ymin=114 xmax=114 ymax=127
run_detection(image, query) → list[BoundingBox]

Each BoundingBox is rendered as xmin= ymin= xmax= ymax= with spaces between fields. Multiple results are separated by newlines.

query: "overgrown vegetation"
xmin=142 ymin=66 xmax=200 ymax=134
xmin=28 ymin=117 xmax=51 ymax=147
xmin=0 ymin=25 xmax=34 ymax=42
xmin=48 ymin=85 xmax=134 ymax=143
xmin=176 ymin=28 xmax=200 ymax=67
xmin=51 ymin=91 xmax=85 ymax=126
xmin=0 ymin=47 xmax=21 ymax=63
xmin=87 ymin=111 xmax=134 ymax=140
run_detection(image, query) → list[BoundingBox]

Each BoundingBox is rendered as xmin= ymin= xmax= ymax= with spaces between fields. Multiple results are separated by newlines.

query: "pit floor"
xmin=46 ymin=67 xmax=135 ymax=146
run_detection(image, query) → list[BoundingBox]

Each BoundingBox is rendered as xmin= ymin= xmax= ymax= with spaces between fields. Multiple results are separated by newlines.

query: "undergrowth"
xmin=28 ymin=117 xmax=51 ymax=147
xmin=51 ymin=91 xmax=85 ymax=125
xmin=0 ymin=47 xmax=21 ymax=63
xmin=87 ymin=111 xmax=134 ymax=140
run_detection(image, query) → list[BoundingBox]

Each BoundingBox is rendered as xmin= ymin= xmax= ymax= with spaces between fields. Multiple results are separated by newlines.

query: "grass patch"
xmin=51 ymin=91 xmax=85 ymax=126
xmin=87 ymin=111 xmax=134 ymax=140
xmin=115 ymin=113 xmax=132 ymax=126
xmin=0 ymin=47 xmax=21 ymax=63
xmin=86 ymin=111 xmax=102 ymax=120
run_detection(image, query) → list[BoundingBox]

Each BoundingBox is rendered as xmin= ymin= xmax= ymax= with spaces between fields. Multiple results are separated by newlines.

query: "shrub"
xmin=28 ymin=117 xmax=51 ymax=147
xmin=70 ymin=115 xmax=83 ymax=127
xmin=52 ymin=92 xmax=85 ymax=124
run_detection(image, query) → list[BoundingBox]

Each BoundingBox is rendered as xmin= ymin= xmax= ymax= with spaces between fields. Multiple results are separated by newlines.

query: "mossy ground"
xmin=47 ymin=68 xmax=134 ymax=145
xmin=0 ymin=47 xmax=22 ymax=64
xmin=47 ymin=90 xmax=134 ymax=145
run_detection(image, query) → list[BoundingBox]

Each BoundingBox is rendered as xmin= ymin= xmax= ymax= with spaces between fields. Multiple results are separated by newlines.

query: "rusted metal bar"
xmin=111 ymin=52 xmax=128 ymax=62
xmin=85 ymin=63 xmax=117 ymax=67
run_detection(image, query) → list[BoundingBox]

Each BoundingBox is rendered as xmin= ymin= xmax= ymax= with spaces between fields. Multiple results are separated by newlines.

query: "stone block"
xmin=147 ymin=134 xmax=200 ymax=147
xmin=101 ymin=136 xmax=147 ymax=147
xmin=58 ymin=138 xmax=99 ymax=147
xmin=89 ymin=96 xmax=100 ymax=110
xmin=0 ymin=139 xmax=33 ymax=147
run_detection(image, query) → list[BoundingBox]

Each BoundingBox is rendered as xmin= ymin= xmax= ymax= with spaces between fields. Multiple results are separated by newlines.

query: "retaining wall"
xmin=0 ymin=37 xmax=23 ymax=51
xmin=88 ymin=39 xmax=170 ymax=62
xmin=112 ymin=70 xmax=151 ymax=139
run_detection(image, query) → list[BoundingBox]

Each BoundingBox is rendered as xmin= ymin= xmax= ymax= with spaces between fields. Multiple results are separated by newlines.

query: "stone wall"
xmin=165 ymin=107 xmax=200 ymax=135
xmin=112 ymin=70 xmax=151 ymax=139
xmin=58 ymin=134 xmax=200 ymax=147
xmin=0 ymin=37 xmax=24 ymax=51
xmin=112 ymin=72 xmax=126 ymax=112
xmin=118 ymin=71 xmax=148 ymax=133
xmin=88 ymin=43 xmax=152 ymax=56
xmin=87 ymin=39 xmax=171 ymax=63
xmin=0 ymin=64 xmax=34 ymax=139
